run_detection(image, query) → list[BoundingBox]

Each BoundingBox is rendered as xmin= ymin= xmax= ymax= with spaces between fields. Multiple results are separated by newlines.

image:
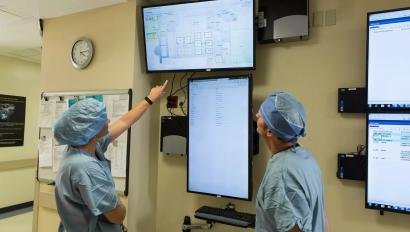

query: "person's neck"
xmin=266 ymin=138 xmax=294 ymax=156
xmin=78 ymin=140 xmax=97 ymax=156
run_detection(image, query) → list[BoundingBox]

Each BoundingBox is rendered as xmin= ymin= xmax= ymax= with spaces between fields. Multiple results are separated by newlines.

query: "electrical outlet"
xmin=325 ymin=9 xmax=336 ymax=26
xmin=312 ymin=11 xmax=324 ymax=27
xmin=167 ymin=96 xmax=178 ymax=108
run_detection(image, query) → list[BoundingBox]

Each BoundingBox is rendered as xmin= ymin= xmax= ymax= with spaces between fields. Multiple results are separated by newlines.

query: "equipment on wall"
xmin=336 ymin=153 xmax=366 ymax=181
xmin=366 ymin=113 xmax=410 ymax=215
xmin=257 ymin=0 xmax=309 ymax=43
xmin=338 ymin=88 xmax=366 ymax=113
xmin=160 ymin=116 xmax=187 ymax=155
xmin=187 ymin=75 xmax=253 ymax=201
xmin=367 ymin=7 xmax=410 ymax=112
xmin=194 ymin=203 xmax=255 ymax=228
xmin=142 ymin=0 xmax=255 ymax=72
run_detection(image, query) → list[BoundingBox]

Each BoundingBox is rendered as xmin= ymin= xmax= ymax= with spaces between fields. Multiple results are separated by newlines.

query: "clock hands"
xmin=80 ymin=50 xmax=89 ymax=56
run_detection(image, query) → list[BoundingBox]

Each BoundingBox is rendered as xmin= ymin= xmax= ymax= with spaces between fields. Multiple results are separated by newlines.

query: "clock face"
xmin=71 ymin=38 xmax=93 ymax=69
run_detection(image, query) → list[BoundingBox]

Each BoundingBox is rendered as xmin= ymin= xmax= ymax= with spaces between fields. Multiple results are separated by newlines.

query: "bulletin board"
xmin=36 ymin=89 xmax=132 ymax=196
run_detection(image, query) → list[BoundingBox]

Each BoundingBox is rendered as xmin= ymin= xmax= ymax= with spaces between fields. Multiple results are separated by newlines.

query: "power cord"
xmin=167 ymin=72 xmax=195 ymax=116
xmin=171 ymin=72 xmax=195 ymax=96
xmin=357 ymin=144 xmax=366 ymax=155
xmin=167 ymin=72 xmax=179 ymax=116
xmin=169 ymin=72 xmax=177 ymax=97
xmin=347 ymin=144 xmax=366 ymax=156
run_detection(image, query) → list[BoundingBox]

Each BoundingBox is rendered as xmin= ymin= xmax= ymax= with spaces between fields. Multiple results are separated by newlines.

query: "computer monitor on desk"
xmin=187 ymin=75 xmax=252 ymax=201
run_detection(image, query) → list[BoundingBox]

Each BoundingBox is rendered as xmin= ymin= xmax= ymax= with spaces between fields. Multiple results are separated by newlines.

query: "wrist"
xmin=144 ymin=96 xmax=153 ymax=105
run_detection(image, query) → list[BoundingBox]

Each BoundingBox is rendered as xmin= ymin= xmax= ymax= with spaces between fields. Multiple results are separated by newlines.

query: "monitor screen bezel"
xmin=366 ymin=7 xmax=410 ymax=113
xmin=141 ymin=0 xmax=256 ymax=73
xmin=186 ymin=74 xmax=253 ymax=201
xmin=365 ymin=112 xmax=410 ymax=215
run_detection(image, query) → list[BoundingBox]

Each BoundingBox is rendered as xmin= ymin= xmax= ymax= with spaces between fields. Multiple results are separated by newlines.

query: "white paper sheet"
xmin=39 ymin=100 xmax=56 ymax=128
xmin=38 ymin=129 xmax=53 ymax=167
xmin=103 ymin=94 xmax=129 ymax=121
xmin=103 ymin=95 xmax=119 ymax=120
xmin=54 ymin=101 xmax=68 ymax=122
xmin=112 ymin=98 xmax=129 ymax=121
xmin=106 ymin=133 xmax=127 ymax=178
xmin=53 ymin=145 xmax=67 ymax=172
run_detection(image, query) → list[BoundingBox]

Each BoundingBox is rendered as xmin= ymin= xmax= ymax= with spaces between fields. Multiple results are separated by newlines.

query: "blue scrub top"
xmin=55 ymin=133 xmax=122 ymax=232
xmin=256 ymin=145 xmax=325 ymax=232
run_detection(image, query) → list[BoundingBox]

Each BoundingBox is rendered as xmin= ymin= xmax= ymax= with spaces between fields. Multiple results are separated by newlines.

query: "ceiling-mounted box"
xmin=258 ymin=0 xmax=309 ymax=43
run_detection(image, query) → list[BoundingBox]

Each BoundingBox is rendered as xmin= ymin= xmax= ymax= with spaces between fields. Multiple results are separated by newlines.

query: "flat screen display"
xmin=366 ymin=113 xmax=410 ymax=214
xmin=142 ymin=0 xmax=255 ymax=72
xmin=367 ymin=8 xmax=410 ymax=111
xmin=187 ymin=75 xmax=252 ymax=200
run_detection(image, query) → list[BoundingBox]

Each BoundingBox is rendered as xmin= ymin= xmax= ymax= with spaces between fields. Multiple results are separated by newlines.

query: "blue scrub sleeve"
xmin=76 ymin=163 xmax=119 ymax=216
xmin=97 ymin=132 xmax=112 ymax=153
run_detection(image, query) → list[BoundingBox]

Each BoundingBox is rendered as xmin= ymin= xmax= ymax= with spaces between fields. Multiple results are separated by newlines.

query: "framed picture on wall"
xmin=0 ymin=94 xmax=26 ymax=147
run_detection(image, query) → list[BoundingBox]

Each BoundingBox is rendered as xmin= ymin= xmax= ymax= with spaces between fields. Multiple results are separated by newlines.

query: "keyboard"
xmin=194 ymin=206 xmax=255 ymax=227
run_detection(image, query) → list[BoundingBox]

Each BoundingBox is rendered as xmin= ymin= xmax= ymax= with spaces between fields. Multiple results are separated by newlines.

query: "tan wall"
xmin=126 ymin=0 xmax=160 ymax=230
xmin=39 ymin=3 xmax=135 ymax=92
xmin=0 ymin=55 xmax=39 ymax=208
xmin=0 ymin=164 xmax=36 ymax=208
xmin=154 ymin=0 xmax=410 ymax=232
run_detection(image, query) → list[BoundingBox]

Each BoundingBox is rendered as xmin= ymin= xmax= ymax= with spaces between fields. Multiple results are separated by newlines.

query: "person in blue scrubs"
xmin=53 ymin=81 xmax=167 ymax=232
xmin=255 ymin=92 xmax=326 ymax=232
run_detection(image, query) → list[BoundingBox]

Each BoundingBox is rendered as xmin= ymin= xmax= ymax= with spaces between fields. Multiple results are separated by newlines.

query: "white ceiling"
xmin=0 ymin=0 xmax=126 ymax=63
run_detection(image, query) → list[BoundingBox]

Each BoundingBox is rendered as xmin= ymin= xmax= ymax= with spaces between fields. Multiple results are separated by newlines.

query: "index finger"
xmin=162 ymin=80 xmax=169 ymax=89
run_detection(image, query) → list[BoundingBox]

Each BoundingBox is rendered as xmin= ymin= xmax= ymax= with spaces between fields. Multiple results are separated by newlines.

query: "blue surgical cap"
xmin=53 ymin=98 xmax=107 ymax=146
xmin=259 ymin=92 xmax=306 ymax=142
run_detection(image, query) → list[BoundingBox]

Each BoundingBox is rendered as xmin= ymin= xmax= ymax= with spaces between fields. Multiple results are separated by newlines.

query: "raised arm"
xmin=109 ymin=80 xmax=168 ymax=142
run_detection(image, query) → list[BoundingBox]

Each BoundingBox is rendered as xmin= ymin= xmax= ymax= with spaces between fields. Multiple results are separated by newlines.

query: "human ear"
xmin=266 ymin=129 xmax=273 ymax=138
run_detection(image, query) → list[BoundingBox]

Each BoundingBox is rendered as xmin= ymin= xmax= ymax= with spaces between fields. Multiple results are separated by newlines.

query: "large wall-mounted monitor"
xmin=366 ymin=113 xmax=410 ymax=214
xmin=187 ymin=75 xmax=252 ymax=200
xmin=367 ymin=7 xmax=410 ymax=111
xmin=142 ymin=0 xmax=255 ymax=73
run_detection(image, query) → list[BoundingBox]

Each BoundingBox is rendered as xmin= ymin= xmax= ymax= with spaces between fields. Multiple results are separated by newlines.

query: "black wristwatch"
xmin=144 ymin=96 xmax=153 ymax=105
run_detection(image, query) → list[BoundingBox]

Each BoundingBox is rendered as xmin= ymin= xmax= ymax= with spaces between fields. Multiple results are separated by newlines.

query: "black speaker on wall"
xmin=258 ymin=0 xmax=309 ymax=43
xmin=338 ymin=88 xmax=366 ymax=113
xmin=336 ymin=153 xmax=366 ymax=181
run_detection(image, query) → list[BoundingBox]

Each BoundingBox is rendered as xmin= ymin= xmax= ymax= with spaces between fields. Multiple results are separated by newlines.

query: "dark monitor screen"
xmin=142 ymin=0 xmax=255 ymax=72
xmin=187 ymin=75 xmax=252 ymax=200
xmin=366 ymin=113 xmax=410 ymax=214
xmin=367 ymin=7 xmax=410 ymax=111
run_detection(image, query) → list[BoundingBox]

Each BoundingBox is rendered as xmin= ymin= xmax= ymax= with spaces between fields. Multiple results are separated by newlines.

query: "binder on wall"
xmin=36 ymin=89 xmax=132 ymax=196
